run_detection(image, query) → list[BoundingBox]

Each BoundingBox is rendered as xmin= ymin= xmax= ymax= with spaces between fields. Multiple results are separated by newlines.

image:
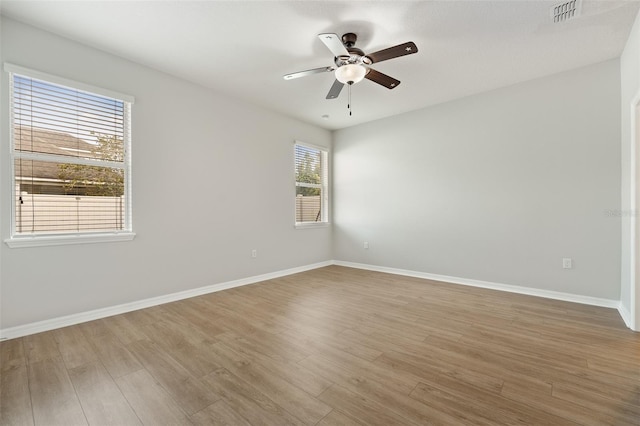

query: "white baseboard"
xmin=1 ymin=259 xmax=628 ymax=340
xmin=618 ymin=303 xmax=633 ymax=328
xmin=0 ymin=260 xmax=333 ymax=340
xmin=333 ymin=260 xmax=621 ymax=309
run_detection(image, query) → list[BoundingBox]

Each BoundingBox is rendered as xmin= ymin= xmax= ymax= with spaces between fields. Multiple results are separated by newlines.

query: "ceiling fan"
xmin=283 ymin=33 xmax=418 ymax=100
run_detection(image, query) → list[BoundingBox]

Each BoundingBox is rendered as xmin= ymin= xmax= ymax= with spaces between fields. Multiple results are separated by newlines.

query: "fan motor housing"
xmin=335 ymin=33 xmax=372 ymax=67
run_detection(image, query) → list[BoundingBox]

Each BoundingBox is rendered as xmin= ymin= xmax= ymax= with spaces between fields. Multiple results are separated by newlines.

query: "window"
xmin=294 ymin=142 xmax=329 ymax=226
xmin=5 ymin=64 xmax=135 ymax=247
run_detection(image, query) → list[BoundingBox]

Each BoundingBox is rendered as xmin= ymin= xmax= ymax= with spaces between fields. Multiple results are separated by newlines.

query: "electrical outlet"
xmin=562 ymin=258 xmax=572 ymax=269
xmin=251 ymin=249 xmax=257 ymax=258
xmin=363 ymin=241 xmax=369 ymax=249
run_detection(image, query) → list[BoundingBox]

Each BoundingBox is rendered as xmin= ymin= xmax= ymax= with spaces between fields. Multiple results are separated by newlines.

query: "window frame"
xmin=294 ymin=141 xmax=329 ymax=228
xmin=4 ymin=63 xmax=135 ymax=248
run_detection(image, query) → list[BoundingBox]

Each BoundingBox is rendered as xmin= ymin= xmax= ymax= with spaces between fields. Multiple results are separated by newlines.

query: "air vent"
xmin=551 ymin=0 xmax=582 ymax=23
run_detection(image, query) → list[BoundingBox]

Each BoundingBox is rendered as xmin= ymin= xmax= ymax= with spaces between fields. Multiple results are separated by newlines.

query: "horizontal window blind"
xmin=295 ymin=142 xmax=328 ymax=224
xmin=9 ymin=67 xmax=132 ymax=236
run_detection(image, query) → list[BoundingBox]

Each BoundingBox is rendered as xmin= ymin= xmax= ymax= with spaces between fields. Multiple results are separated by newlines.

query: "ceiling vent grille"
xmin=551 ymin=0 xmax=582 ymax=23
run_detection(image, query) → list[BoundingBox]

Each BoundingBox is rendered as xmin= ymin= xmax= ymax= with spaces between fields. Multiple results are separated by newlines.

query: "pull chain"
xmin=347 ymin=82 xmax=353 ymax=116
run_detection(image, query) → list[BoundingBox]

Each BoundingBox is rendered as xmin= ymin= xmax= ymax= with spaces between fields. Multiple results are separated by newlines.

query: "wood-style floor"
xmin=1 ymin=265 xmax=639 ymax=425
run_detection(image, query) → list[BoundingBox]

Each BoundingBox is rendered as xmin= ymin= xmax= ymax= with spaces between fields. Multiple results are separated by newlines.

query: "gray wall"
xmin=0 ymin=17 xmax=332 ymax=330
xmin=333 ymin=60 xmax=621 ymax=300
xmin=620 ymin=9 xmax=640 ymax=330
xmin=0 ymin=15 xmax=631 ymax=332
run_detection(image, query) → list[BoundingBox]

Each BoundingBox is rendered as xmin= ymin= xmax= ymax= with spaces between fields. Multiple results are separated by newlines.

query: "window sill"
xmin=5 ymin=232 xmax=136 ymax=248
xmin=295 ymin=222 xmax=330 ymax=229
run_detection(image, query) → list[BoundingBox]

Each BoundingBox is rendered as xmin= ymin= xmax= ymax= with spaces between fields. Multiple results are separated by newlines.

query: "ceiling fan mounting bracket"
xmin=341 ymin=32 xmax=358 ymax=48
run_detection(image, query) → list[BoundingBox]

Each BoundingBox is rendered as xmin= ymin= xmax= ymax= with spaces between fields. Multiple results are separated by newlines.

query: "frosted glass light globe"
xmin=335 ymin=64 xmax=366 ymax=84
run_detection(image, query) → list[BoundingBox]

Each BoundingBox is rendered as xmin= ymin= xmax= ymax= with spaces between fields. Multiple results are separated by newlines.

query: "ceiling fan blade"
xmin=326 ymin=79 xmax=344 ymax=99
xmin=318 ymin=33 xmax=350 ymax=57
xmin=366 ymin=41 xmax=418 ymax=64
xmin=284 ymin=66 xmax=335 ymax=80
xmin=365 ymin=68 xmax=401 ymax=89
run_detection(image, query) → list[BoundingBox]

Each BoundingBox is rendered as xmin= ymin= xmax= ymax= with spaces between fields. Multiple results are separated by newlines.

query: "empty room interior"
xmin=1 ymin=1 xmax=640 ymax=425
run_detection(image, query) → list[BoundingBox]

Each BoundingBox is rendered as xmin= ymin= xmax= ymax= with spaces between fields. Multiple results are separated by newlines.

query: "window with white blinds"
xmin=6 ymin=64 xmax=134 ymax=245
xmin=294 ymin=142 xmax=328 ymax=225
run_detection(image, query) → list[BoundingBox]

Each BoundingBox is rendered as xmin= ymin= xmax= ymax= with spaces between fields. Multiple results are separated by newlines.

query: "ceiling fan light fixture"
xmin=335 ymin=64 xmax=366 ymax=84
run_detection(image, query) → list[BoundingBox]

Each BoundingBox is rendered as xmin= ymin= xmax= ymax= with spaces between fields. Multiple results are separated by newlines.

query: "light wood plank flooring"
xmin=1 ymin=265 xmax=639 ymax=425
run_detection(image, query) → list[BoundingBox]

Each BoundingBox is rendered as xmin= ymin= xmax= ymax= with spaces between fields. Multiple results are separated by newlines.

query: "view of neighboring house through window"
xmin=294 ymin=142 xmax=328 ymax=225
xmin=7 ymin=65 xmax=134 ymax=240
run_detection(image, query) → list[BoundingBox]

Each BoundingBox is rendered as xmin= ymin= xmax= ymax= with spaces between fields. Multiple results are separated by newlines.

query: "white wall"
xmin=0 ymin=17 xmax=332 ymax=331
xmin=334 ymin=60 xmax=621 ymax=301
xmin=620 ymin=9 xmax=640 ymax=330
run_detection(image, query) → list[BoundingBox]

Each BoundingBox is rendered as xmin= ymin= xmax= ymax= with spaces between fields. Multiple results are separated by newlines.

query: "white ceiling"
xmin=2 ymin=1 xmax=639 ymax=130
